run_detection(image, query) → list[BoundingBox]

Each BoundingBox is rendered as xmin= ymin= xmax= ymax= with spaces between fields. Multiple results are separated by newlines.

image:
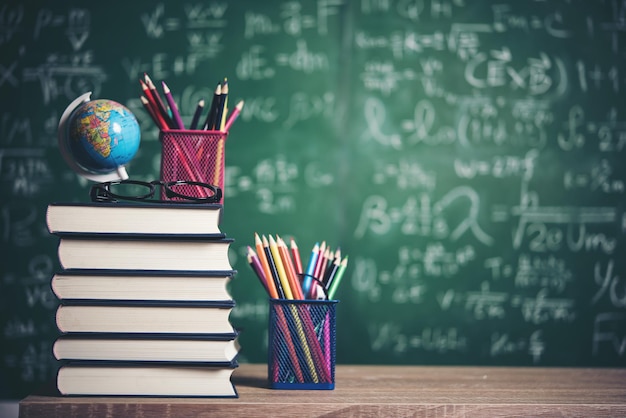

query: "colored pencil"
xmin=277 ymin=235 xmax=304 ymax=300
xmin=303 ymin=243 xmax=320 ymax=295
xmin=313 ymin=241 xmax=327 ymax=280
xmin=328 ymin=256 xmax=348 ymax=300
xmin=203 ymin=83 xmax=221 ymax=130
xmin=263 ymin=235 xmax=285 ymax=299
xmin=255 ymin=233 xmax=278 ymax=299
xmin=324 ymin=256 xmax=341 ymax=289
xmin=144 ymin=73 xmax=173 ymax=128
xmin=269 ymin=235 xmax=293 ymax=300
xmin=140 ymin=96 xmax=165 ymax=130
xmin=161 ymin=81 xmax=185 ymax=129
xmin=223 ymin=100 xmax=244 ymax=131
xmin=318 ymin=248 xmax=330 ymax=282
xmin=189 ymin=99 xmax=205 ymax=130
xmin=290 ymin=238 xmax=303 ymax=275
xmin=140 ymin=81 xmax=168 ymax=130
xmin=247 ymin=246 xmax=268 ymax=293
xmin=215 ymin=78 xmax=228 ymax=130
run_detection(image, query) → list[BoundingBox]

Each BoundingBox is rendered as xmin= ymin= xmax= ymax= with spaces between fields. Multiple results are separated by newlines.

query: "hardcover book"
xmin=55 ymin=300 xmax=236 ymax=334
xmin=51 ymin=269 xmax=235 ymax=302
xmin=53 ymin=333 xmax=240 ymax=363
xmin=46 ymin=202 xmax=223 ymax=235
xmin=56 ymin=361 xmax=238 ymax=397
xmin=57 ymin=236 xmax=234 ymax=271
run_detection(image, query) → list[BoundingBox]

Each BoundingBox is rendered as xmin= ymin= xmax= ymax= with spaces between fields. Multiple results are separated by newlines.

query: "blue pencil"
xmin=302 ymin=243 xmax=320 ymax=296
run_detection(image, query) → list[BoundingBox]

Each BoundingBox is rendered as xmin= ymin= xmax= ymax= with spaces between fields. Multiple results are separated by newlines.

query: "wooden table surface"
xmin=19 ymin=363 xmax=626 ymax=417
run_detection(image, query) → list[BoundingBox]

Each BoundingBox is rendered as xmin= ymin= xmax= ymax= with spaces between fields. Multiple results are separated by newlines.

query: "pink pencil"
xmin=223 ymin=100 xmax=244 ymax=131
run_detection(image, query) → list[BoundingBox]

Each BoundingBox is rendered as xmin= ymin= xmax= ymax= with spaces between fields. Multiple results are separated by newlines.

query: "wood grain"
xmin=19 ymin=364 xmax=626 ymax=417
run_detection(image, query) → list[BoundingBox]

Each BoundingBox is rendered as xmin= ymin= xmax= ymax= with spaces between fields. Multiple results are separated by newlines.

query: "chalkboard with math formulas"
xmin=1 ymin=0 xmax=625 ymax=400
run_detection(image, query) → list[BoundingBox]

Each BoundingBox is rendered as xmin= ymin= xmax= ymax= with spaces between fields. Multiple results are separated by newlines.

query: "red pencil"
xmin=290 ymin=238 xmax=303 ymax=275
xmin=140 ymin=80 xmax=168 ymax=130
xmin=140 ymin=96 xmax=165 ymax=130
xmin=144 ymin=73 xmax=173 ymax=128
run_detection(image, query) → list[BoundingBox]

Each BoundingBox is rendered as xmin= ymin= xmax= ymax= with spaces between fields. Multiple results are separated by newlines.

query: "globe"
xmin=65 ymin=99 xmax=140 ymax=174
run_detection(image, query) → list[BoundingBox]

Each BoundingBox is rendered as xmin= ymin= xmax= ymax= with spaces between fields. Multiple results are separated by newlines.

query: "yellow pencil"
xmin=269 ymin=235 xmax=293 ymax=299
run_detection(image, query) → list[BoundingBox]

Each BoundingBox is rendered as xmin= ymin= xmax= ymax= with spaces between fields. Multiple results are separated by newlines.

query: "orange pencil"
xmin=255 ymin=233 xmax=278 ymax=299
xmin=277 ymin=236 xmax=304 ymax=300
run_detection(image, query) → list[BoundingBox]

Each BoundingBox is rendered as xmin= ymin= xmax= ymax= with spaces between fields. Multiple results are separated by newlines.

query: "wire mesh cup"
xmin=160 ymin=130 xmax=227 ymax=203
xmin=268 ymin=299 xmax=338 ymax=390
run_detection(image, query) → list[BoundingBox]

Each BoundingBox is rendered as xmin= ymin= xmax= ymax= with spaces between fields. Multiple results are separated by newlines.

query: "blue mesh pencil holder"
xmin=268 ymin=299 xmax=338 ymax=390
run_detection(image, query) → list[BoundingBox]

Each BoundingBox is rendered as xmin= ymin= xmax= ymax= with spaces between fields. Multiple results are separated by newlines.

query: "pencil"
xmin=213 ymin=135 xmax=225 ymax=187
xmin=140 ymin=96 xmax=165 ymax=130
xmin=247 ymin=246 xmax=268 ymax=294
xmin=162 ymin=81 xmax=185 ymax=129
xmin=269 ymin=235 xmax=293 ymax=300
xmin=255 ymin=233 xmax=278 ymax=299
xmin=327 ymin=256 xmax=348 ymax=300
xmin=189 ymin=99 xmax=205 ymax=130
xmin=215 ymin=78 xmax=228 ymax=130
xmin=203 ymin=82 xmax=221 ymax=130
xmin=324 ymin=256 xmax=341 ymax=293
xmin=277 ymin=236 xmax=304 ymax=300
xmin=140 ymin=81 xmax=168 ymax=130
xmin=313 ymin=241 xmax=327 ymax=280
xmin=223 ymin=100 xmax=244 ymax=131
xmin=263 ymin=235 xmax=285 ymax=298
xmin=303 ymin=243 xmax=319 ymax=296
xmin=318 ymin=248 xmax=330 ymax=282
xmin=144 ymin=73 xmax=173 ymax=128
xmin=323 ymin=250 xmax=335 ymax=284
xmin=290 ymin=238 xmax=303 ymax=275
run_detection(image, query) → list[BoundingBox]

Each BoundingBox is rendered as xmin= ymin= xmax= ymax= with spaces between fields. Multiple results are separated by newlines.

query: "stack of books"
xmin=46 ymin=202 xmax=239 ymax=397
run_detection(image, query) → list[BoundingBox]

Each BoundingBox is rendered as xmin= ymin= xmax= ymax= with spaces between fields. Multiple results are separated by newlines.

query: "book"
xmin=56 ymin=361 xmax=238 ymax=397
xmin=55 ymin=301 xmax=236 ymax=334
xmin=46 ymin=202 xmax=223 ymax=236
xmin=53 ymin=333 xmax=240 ymax=363
xmin=57 ymin=236 xmax=234 ymax=271
xmin=51 ymin=269 xmax=235 ymax=302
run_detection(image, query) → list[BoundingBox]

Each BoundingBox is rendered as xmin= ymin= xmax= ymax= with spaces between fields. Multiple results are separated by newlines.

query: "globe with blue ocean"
xmin=68 ymin=99 xmax=140 ymax=173
xmin=58 ymin=92 xmax=140 ymax=182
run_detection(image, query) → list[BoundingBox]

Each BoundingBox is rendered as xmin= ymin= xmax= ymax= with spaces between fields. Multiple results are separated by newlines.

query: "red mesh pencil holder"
xmin=160 ymin=130 xmax=227 ymax=203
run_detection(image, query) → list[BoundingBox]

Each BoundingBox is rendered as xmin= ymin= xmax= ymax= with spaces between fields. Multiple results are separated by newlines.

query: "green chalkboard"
xmin=1 ymin=0 xmax=625 ymax=400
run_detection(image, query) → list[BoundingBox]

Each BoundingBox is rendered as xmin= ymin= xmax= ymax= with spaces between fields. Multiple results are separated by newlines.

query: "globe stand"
xmin=57 ymin=91 xmax=129 ymax=182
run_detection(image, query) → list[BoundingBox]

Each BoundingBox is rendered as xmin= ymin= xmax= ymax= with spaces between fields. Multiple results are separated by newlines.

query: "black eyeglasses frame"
xmin=90 ymin=179 xmax=222 ymax=204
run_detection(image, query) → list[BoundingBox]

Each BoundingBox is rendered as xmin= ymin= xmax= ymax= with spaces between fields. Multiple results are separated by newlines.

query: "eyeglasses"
xmin=90 ymin=180 xmax=222 ymax=204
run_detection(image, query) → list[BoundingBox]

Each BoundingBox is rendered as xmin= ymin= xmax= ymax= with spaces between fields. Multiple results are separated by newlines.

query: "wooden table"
xmin=19 ymin=364 xmax=626 ymax=417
